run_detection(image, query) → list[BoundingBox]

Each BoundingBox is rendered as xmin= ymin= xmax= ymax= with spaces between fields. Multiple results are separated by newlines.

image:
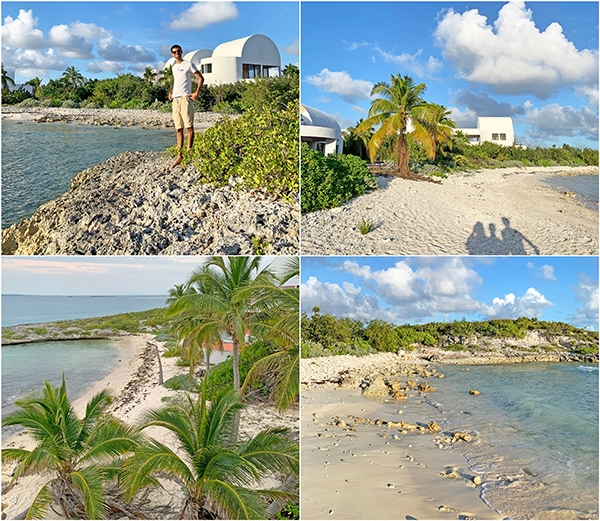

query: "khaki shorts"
xmin=172 ymin=96 xmax=194 ymax=129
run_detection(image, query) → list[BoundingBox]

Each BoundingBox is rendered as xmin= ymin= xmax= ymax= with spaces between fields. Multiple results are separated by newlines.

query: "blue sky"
xmin=2 ymin=1 xmax=299 ymax=82
xmin=301 ymin=256 xmax=599 ymax=331
xmin=301 ymin=1 xmax=599 ymax=148
xmin=2 ymin=256 xmax=291 ymax=296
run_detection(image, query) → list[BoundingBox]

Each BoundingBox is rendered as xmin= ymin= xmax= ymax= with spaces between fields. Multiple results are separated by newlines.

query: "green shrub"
xmin=61 ymin=100 xmax=78 ymax=108
xmin=181 ymin=100 xmax=298 ymax=198
xmin=212 ymin=101 xmax=241 ymax=115
xmin=301 ymin=143 xmax=377 ymax=213
xmin=17 ymin=98 xmax=40 ymax=107
xmin=163 ymin=374 xmax=199 ymax=392
xmin=33 ymin=327 xmax=47 ymax=336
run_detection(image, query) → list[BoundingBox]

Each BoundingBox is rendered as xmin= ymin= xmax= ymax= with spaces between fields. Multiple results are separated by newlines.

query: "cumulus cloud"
xmin=523 ymin=103 xmax=599 ymax=142
xmin=48 ymin=24 xmax=94 ymax=59
xmin=448 ymin=106 xmax=478 ymax=128
xmin=434 ymin=1 xmax=599 ymax=98
xmin=451 ymin=90 xmax=526 ymax=119
xmin=374 ymin=47 xmax=442 ymax=77
xmin=352 ymin=105 xmax=367 ymax=114
xmin=571 ymin=274 xmax=599 ymax=326
xmin=97 ymin=37 xmax=155 ymax=63
xmin=281 ymin=38 xmax=299 ymax=56
xmin=482 ymin=287 xmax=554 ymax=319
xmin=305 ymin=68 xmax=373 ymax=103
xmin=2 ymin=9 xmax=45 ymax=49
xmin=576 ymin=86 xmax=599 ymax=108
xmin=69 ymin=21 xmax=111 ymax=41
xmin=2 ymin=48 xmax=67 ymax=76
xmin=167 ymin=2 xmax=240 ymax=32
xmin=301 ymin=276 xmax=392 ymax=322
xmin=527 ymin=262 xmax=557 ymax=281
xmin=86 ymin=61 xmax=126 ymax=74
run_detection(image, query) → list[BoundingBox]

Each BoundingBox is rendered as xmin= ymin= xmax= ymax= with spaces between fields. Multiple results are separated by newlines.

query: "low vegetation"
xmin=301 ymin=143 xmax=377 ymax=213
xmin=301 ymin=309 xmax=599 ymax=357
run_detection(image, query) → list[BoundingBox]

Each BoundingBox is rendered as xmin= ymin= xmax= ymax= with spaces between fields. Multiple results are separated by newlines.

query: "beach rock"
xmin=362 ymin=376 xmax=389 ymax=396
xmin=472 ymin=476 xmax=482 ymax=485
xmin=418 ymin=382 xmax=436 ymax=392
xmin=2 ymin=151 xmax=299 ymax=255
xmin=469 ymin=390 xmax=481 ymax=395
xmin=453 ymin=432 xmax=473 ymax=443
xmin=428 ymin=421 xmax=441 ymax=432
xmin=439 ymin=506 xmax=457 ymax=512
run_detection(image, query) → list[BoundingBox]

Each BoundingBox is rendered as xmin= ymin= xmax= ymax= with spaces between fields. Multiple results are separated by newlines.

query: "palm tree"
xmin=121 ymin=389 xmax=298 ymax=519
xmin=143 ymin=66 xmax=156 ymax=84
xmin=167 ymin=256 xmax=277 ymax=394
xmin=1 ymin=63 xmax=15 ymax=92
xmin=62 ymin=66 xmax=85 ymax=92
xmin=357 ymin=74 xmax=439 ymax=178
xmin=24 ymin=77 xmax=42 ymax=97
xmin=241 ymin=257 xmax=299 ymax=412
xmin=1 ymin=377 xmax=140 ymax=519
xmin=426 ymin=104 xmax=456 ymax=160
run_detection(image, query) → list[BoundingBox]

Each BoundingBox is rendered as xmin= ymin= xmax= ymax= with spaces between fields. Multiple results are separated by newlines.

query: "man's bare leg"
xmin=172 ymin=128 xmax=184 ymax=167
xmin=186 ymin=127 xmax=194 ymax=151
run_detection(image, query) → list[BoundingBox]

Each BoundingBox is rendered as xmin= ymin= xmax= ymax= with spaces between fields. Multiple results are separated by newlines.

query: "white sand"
xmin=301 ymin=166 xmax=598 ymax=255
xmin=301 ymin=388 xmax=502 ymax=520
xmin=2 ymin=334 xmax=298 ymax=519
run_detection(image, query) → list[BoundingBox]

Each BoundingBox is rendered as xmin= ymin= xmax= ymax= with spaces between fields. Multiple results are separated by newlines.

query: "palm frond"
xmin=70 ymin=465 xmax=106 ymax=520
xmin=24 ymin=480 xmax=55 ymax=520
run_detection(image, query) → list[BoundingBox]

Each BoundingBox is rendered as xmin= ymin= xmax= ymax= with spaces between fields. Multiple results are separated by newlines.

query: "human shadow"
xmin=466 ymin=217 xmax=540 ymax=255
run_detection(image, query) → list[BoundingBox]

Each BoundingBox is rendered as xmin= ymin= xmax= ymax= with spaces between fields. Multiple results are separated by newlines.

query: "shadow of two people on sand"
xmin=466 ymin=217 xmax=540 ymax=255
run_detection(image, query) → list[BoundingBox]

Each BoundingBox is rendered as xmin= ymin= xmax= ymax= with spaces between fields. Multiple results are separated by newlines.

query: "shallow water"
xmin=1 ymin=120 xmax=174 ymax=226
xmin=543 ymin=173 xmax=599 ymax=211
xmin=2 ymin=294 xmax=167 ymax=327
xmin=2 ymin=339 xmax=120 ymax=436
xmin=425 ymin=363 xmax=599 ymax=519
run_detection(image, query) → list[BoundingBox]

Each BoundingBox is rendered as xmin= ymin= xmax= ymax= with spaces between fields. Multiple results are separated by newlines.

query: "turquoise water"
xmin=2 ymin=294 xmax=167 ymax=327
xmin=1 ymin=120 xmax=174 ymax=226
xmin=423 ymin=363 xmax=599 ymax=519
xmin=544 ymin=174 xmax=599 ymax=211
xmin=2 ymin=339 xmax=120 ymax=436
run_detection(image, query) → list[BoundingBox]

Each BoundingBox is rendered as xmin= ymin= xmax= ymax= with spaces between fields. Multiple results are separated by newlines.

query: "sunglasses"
xmin=172 ymin=50 xmax=182 ymax=54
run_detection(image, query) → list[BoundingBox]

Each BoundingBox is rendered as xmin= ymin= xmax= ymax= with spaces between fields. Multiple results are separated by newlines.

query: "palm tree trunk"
xmin=266 ymin=473 xmax=298 ymax=518
xmin=205 ymin=350 xmax=211 ymax=379
xmin=153 ymin=342 xmax=164 ymax=385
xmin=396 ymin=132 xmax=410 ymax=177
xmin=232 ymin=337 xmax=240 ymax=391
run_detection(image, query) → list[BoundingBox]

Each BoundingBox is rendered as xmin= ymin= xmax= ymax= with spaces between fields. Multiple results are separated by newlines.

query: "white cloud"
xmin=305 ymin=68 xmax=373 ymax=103
xmin=167 ymin=2 xmax=240 ymax=32
xmin=69 ymin=22 xmax=111 ymax=41
xmin=2 ymin=48 xmax=67 ymax=76
xmin=330 ymin=112 xmax=355 ymax=130
xmin=451 ymin=89 xmax=526 ymax=120
xmin=482 ymin=287 xmax=554 ymax=319
xmin=539 ymin=265 xmax=556 ymax=281
xmin=352 ymin=105 xmax=367 ymax=114
xmin=576 ymin=86 xmax=599 ymax=108
xmin=448 ymin=106 xmax=478 ymax=128
xmin=86 ymin=61 xmax=126 ymax=74
xmin=301 ymin=276 xmax=392 ymax=322
xmin=281 ymin=38 xmax=299 ymax=56
xmin=572 ymin=275 xmax=599 ymax=326
xmin=97 ymin=37 xmax=155 ymax=63
xmin=523 ymin=103 xmax=599 ymax=141
xmin=434 ymin=1 xmax=599 ymax=98
xmin=48 ymin=24 xmax=94 ymax=59
xmin=317 ymin=96 xmax=331 ymax=103
xmin=374 ymin=47 xmax=442 ymax=77
xmin=2 ymin=9 xmax=45 ymax=49
xmin=346 ymin=40 xmax=369 ymax=51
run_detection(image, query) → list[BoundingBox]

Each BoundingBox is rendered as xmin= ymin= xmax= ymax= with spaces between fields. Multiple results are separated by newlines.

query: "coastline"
xmin=301 ymin=165 xmax=599 ymax=255
xmin=2 ymin=333 xmax=299 ymax=519
xmin=301 ymin=352 xmax=599 ymax=520
xmin=1 ymin=106 xmax=226 ymax=130
xmin=1 ymin=150 xmax=299 ymax=256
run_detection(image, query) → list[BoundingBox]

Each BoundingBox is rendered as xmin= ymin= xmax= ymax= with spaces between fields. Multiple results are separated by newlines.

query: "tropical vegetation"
xmin=121 ymin=388 xmax=298 ymax=519
xmin=301 ymin=309 xmax=599 ymax=357
xmin=1 ymin=377 xmax=141 ymax=519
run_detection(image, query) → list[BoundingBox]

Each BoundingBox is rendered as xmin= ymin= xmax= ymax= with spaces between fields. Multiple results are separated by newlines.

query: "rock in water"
xmin=2 ymin=151 xmax=299 ymax=255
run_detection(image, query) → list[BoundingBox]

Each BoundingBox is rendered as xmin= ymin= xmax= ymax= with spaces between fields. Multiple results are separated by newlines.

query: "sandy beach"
xmin=2 ymin=334 xmax=299 ymax=519
xmin=301 ymin=165 xmax=599 ymax=255
xmin=301 ymin=388 xmax=502 ymax=520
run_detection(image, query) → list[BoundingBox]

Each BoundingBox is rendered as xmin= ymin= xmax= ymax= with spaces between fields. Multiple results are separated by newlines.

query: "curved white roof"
xmin=213 ymin=34 xmax=279 ymax=62
xmin=301 ymin=104 xmax=341 ymax=131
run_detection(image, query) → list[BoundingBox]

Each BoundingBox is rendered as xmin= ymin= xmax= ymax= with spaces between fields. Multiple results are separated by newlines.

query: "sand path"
xmin=301 ymin=166 xmax=598 ymax=256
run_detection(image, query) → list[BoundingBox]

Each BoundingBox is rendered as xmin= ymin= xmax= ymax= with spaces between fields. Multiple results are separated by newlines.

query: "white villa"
xmin=165 ymin=34 xmax=281 ymax=86
xmin=454 ymin=117 xmax=515 ymax=146
xmin=300 ymin=104 xmax=343 ymax=155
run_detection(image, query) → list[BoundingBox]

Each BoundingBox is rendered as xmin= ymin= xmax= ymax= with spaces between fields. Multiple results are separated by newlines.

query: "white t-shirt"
xmin=172 ymin=60 xmax=198 ymax=98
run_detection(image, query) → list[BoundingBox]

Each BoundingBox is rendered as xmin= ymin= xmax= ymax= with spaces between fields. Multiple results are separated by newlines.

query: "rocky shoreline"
xmin=2 ymin=106 xmax=227 ymax=129
xmin=2 ymin=150 xmax=299 ymax=255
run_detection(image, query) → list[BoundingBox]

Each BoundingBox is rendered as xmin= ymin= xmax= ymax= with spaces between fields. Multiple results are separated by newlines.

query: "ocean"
xmin=1 ymin=120 xmax=174 ymax=226
xmin=424 ymin=362 xmax=599 ymax=519
xmin=544 ymin=173 xmax=599 ymax=211
xmin=1 ymin=294 xmax=167 ymax=435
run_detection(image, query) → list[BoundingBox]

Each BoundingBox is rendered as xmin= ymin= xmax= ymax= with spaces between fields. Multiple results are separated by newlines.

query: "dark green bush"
xmin=301 ymin=143 xmax=377 ymax=213
xmin=163 ymin=374 xmax=199 ymax=392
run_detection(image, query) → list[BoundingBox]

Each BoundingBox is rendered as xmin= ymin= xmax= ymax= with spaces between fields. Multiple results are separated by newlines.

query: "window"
xmin=204 ymin=63 xmax=212 ymax=74
xmin=243 ymin=64 xmax=261 ymax=79
xmin=262 ymin=65 xmax=280 ymax=78
xmin=492 ymin=133 xmax=499 ymax=140
xmin=500 ymin=133 xmax=506 ymax=140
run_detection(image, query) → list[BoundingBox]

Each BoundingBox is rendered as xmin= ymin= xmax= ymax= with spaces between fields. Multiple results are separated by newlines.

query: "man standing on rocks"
xmin=168 ymin=44 xmax=204 ymax=167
